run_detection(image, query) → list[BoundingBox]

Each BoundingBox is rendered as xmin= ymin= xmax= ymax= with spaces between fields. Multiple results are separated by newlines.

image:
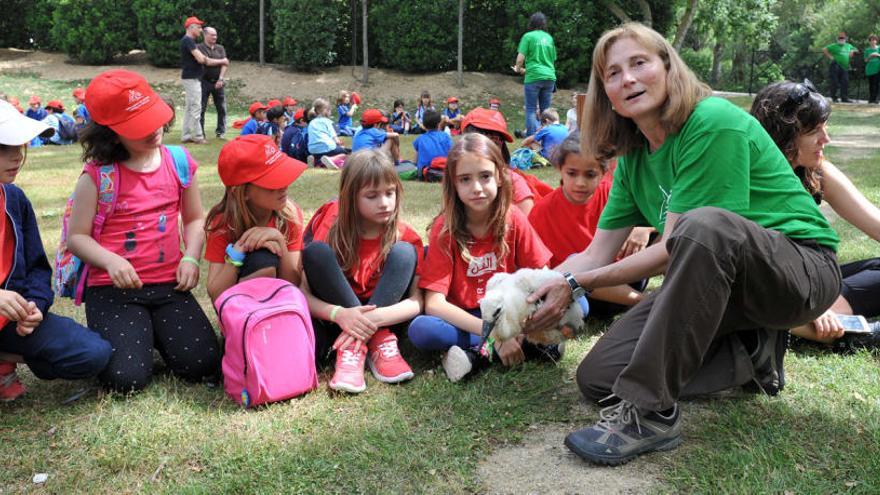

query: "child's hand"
xmin=16 ymin=303 xmax=42 ymax=337
xmin=332 ymin=332 xmax=361 ymax=353
xmin=335 ymin=305 xmax=378 ymax=342
xmin=494 ymin=336 xmax=525 ymax=367
xmin=0 ymin=289 xmax=30 ymax=323
xmin=238 ymin=227 xmax=287 ymax=255
xmin=617 ymin=227 xmax=652 ymax=259
xmin=175 ymin=260 xmax=200 ymax=292
xmin=106 ymin=255 xmax=143 ymax=289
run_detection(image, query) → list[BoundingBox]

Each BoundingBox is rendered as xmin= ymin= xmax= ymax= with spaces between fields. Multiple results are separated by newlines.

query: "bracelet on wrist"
xmin=329 ymin=305 xmax=341 ymax=323
xmin=225 ymin=243 xmax=246 ymax=263
xmin=224 ymin=255 xmax=243 ymax=268
xmin=180 ymin=256 xmax=200 ymax=266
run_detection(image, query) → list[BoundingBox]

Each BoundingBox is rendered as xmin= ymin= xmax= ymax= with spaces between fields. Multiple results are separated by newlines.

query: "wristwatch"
xmin=563 ymin=272 xmax=586 ymax=300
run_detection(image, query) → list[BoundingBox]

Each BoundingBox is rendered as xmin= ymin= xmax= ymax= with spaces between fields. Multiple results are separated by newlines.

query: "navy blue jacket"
xmin=1 ymin=184 xmax=53 ymax=316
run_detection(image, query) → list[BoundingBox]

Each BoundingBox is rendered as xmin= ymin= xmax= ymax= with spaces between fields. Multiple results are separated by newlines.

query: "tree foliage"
xmin=53 ymin=0 xmax=136 ymax=64
xmin=272 ymin=0 xmax=340 ymax=69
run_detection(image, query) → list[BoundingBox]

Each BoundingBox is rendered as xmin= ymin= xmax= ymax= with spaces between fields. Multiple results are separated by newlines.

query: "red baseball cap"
xmin=293 ymin=108 xmax=305 ymax=121
xmin=28 ymin=95 xmax=40 ymax=105
xmin=267 ymin=99 xmax=282 ymax=108
xmin=461 ymin=107 xmax=513 ymax=142
xmin=8 ymin=97 xmax=22 ymax=113
xmin=282 ymin=96 xmax=298 ymax=106
xmin=361 ymin=109 xmax=387 ymax=126
xmin=489 ymin=98 xmax=501 ymax=105
xmin=447 ymin=96 xmax=459 ymax=104
xmin=249 ymin=101 xmax=268 ymax=115
xmin=350 ymin=91 xmax=361 ymax=105
xmin=184 ymin=16 xmax=204 ymax=28
xmin=218 ymin=135 xmax=307 ymax=189
xmin=85 ymin=69 xmax=173 ymax=140
xmin=46 ymin=100 xmax=65 ymax=111
xmin=72 ymin=87 xmax=86 ymax=100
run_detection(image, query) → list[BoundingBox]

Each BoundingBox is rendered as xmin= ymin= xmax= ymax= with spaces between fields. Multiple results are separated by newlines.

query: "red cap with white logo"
xmin=85 ymin=69 xmax=172 ymax=140
xmin=218 ymin=134 xmax=307 ymax=189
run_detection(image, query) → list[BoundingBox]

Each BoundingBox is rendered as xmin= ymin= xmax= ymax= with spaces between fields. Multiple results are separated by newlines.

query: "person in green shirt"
xmin=822 ymin=31 xmax=859 ymax=102
xmin=525 ymin=22 xmax=841 ymax=466
xmin=512 ymin=12 xmax=556 ymax=138
xmin=864 ymin=34 xmax=880 ymax=103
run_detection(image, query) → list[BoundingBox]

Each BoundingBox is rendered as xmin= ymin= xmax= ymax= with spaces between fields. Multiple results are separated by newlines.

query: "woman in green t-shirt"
xmin=864 ymin=34 xmax=880 ymax=104
xmin=751 ymin=80 xmax=880 ymax=351
xmin=525 ymin=22 xmax=841 ymax=466
xmin=512 ymin=12 xmax=557 ymax=137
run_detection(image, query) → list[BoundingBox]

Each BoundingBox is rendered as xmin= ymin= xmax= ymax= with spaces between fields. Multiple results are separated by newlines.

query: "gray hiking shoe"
xmin=564 ymin=400 xmax=682 ymax=466
xmin=441 ymin=346 xmax=473 ymax=383
xmin=745 ymin=329 xmax=788 ymax=396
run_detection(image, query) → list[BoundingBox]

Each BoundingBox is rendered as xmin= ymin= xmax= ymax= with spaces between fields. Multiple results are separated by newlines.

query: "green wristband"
xmin=329 ymin=305 xmax=341 ymax=323
xmin=181 ymin=256 xmax=200 ymax=266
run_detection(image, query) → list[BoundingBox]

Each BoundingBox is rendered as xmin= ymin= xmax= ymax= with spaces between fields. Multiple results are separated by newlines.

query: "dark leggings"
xmin=85 ymin=283 xmax=221 ymax=392
xmin=840 ymin=257 xmax=880 ymax=317
xmin=302 ymin=241 xmax=417 ymax=360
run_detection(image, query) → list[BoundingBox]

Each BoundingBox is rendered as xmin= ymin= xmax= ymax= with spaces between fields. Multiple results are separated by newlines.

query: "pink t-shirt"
xmin=87 ymin=147 xmax=196 ymax=287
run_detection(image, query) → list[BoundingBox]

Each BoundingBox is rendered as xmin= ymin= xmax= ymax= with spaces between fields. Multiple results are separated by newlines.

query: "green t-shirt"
xmin=598 ymin=97 xmax=839 ymax=251
xmin=517 ymin=30 xmax=557 ymax=84
xmin=864 ymin=47 xmax=880 ymax=76
xmin=825 ymin=42 xmax=857 ymax=70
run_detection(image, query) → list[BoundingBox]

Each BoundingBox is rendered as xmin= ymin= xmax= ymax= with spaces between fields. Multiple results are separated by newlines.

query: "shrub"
xmin=53 ymin=0 xmax=136 ymax=64
xmin=272 ymin=0 xmax=340 ymax=69
xmin=133 ymin=0 xmax=198 ymax=67
xmin=25 ymin=0 xmax=61 ymax=51
xmin=0 ymin=0 xmax=33 ymax=49
xmin=370 ymin=0 xmax=459 ymax=72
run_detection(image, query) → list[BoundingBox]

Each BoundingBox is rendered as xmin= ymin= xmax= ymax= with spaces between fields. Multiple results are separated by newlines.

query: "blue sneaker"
xmin=564 ymin=399 xmax=681 ymax=465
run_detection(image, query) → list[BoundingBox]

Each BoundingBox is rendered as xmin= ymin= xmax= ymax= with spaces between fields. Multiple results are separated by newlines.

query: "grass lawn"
xmin=1 ymin=73 xmax=879 ymax=493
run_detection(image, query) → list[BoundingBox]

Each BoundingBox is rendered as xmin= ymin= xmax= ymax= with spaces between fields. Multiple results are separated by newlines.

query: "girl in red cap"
xmin=442 ymin=97 xmax=463 ymax=135
xmin=204 ymin=134 xmax=307 ymax=303
xmin=408 ymin=133 xmax=558 ymax=383
xmin=67 ymin=69 xmax=220 ymax=392
xmin=302 ymin=149 xmax=423 ymax=393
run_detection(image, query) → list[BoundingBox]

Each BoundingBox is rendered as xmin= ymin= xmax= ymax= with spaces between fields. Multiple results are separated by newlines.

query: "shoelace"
xmin=339 ymin=349 xmax=363 ymax=367
xmin=376 ymin=341 xmax=400 ymax=359
xmin=597 ymin=399 xmax=642 ymax=435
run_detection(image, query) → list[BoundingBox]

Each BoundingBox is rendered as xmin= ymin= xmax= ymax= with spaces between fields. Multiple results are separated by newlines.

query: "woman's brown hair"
xmin=582 ymin=22 xmax=712 ymax=160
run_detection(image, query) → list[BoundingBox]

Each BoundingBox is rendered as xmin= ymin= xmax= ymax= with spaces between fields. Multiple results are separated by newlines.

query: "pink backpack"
xmin=214 ymin=278 xmax=318 ymax=407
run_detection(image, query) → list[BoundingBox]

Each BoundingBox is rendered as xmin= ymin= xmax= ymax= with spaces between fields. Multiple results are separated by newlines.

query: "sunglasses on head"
xmin=781 ymin=79 xmax=818 ymax=112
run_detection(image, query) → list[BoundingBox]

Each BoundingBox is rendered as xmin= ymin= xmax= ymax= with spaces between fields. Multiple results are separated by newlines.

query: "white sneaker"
xmin=441 ymin=345 xmax=473 ymax=383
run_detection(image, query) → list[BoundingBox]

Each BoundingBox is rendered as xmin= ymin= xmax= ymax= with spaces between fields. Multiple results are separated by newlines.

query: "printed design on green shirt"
xmin=658 ymin=184 xmax=671 ymax=227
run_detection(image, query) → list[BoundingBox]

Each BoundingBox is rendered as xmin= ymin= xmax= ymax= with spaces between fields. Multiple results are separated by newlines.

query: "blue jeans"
xmin=408 ymin=309 xmax=483 ymax=352
xmin=524 ymin=79 xmax=555 ymax=136
xmin=0 ymin=313 xmax=111 ymax=380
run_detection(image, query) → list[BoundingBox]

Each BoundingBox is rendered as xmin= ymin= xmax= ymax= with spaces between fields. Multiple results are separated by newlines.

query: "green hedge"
xmin=53 ymin=0 xmax=136 ymax=64
xmin=272 ymin=0 xmax=340 ymax=69
xmin=133 ymin=0 xmax=197 ymax=67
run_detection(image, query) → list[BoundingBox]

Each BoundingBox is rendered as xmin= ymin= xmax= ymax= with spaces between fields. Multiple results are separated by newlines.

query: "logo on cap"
xmin=126 ymin=89 xmax=150 ymax=112
xmin=264 ymin=144 xmax=282 ymax=165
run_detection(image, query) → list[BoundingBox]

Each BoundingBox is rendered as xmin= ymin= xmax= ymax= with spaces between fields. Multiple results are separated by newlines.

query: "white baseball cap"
xmin=0 ymin=99 xmax=54 ymax=146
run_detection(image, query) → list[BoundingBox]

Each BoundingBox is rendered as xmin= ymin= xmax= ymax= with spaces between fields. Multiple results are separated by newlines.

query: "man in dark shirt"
xmin=198 ymin=27 xmax=228 ymax=139
xmin=180 ymin=16 xmax=228 ymax=144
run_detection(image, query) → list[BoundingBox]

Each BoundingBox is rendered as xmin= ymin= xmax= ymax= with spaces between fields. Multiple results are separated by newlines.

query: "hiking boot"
xmin=744 ymin=329 xmax=788 ymax=396
xmin=0 ymin=372 xmax=26 ymax=402
xmin=367 ymin=329 xmax=414 ymax=384
xmin=564 ymin=400 xmax=681 ymax=466
xmin=514 ymin=129 xmax=526 ymax=139
xmin=329 ymin=343 xmax=367 ymax=393
xmin=320 ymin=156 xmax=340 ymax=169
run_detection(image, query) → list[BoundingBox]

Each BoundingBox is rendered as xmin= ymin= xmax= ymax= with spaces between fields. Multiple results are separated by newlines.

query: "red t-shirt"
xmin=509 ymin=170 xmax=534 ymax=204
xmin=205 ymin=206 xmax=305 ymax=263
xmin=528 ymin=179 xmax=612 ymax=267
xmin=419 ymin=207 xmax=552 ymax=310
xmin=308 ymin=200 xmax=425 ymax=299
xmin=88 ymin=147 xmax=196 ymax=287
xmin=0 ymin=188 xmax=14 ymax=328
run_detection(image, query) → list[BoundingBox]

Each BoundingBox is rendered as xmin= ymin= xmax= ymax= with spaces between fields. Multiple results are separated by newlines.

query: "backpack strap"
xmin=165 ymin=145 xmax=192 ymax=188
xmin=74 ymin=162 xmax=119 ymax=304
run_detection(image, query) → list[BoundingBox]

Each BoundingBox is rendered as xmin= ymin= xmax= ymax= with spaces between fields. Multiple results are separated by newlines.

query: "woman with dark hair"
xmin=751 ymin=80 xmax=880 ymax=350
xmin=512 ymin=12 xmax=557 ymax=137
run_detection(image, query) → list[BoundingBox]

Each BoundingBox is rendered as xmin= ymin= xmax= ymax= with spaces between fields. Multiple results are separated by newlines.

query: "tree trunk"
xmin=672 ymin=0 xmax=699 ymax=51
xmin=457 ymin=0 xmax=464 ymax=87
xmin=362 ymin=0 xmax=368 ymax=84
xmin=259 ymin=0 xmax=265 ymax=66
xmin=603 ymin=0 xmax=632 ymax=23
xmin=710 ymin=40 xmax=724 ymax=85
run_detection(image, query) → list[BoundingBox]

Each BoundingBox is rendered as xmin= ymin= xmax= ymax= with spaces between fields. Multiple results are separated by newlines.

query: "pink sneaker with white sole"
xmin=367 ymin=329 xmax=414 ymax=383
xmin=329 ymin=342 xmax=367 ymax=393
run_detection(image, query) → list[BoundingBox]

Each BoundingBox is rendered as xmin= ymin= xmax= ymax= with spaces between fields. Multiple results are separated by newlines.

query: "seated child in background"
xmin=411 ymin=90 xmax=435 ymax=135
xmin=262 ymin=106 xmax=288 ymax=146
xmin=281 ymin=108 xmax=309 ymax=162
xmin=41 ymin=100 xmax=76 ymax=146
xmin=204 ymin=134 xmax=307 ymax=302
xmin=0 ymin=100 xmax=112 ymax=401
xmin=282 ymin=96 xmax=298 ymax=128
xmin=488 ymin=98 xmax=501 ymax=111
xmin=521 ymin=108 xmax=568 ymax=160
xmin=72 ymin=87 xmax=90 ymax=124
xmin=407 ymin=134 xmax=559 ymax=383
xmin=565 ymin=93 xmax=579 ymax=132
xmin=442 ymin=97 xmax=463 ymax=135
xmin=240 ymin=101 xmax=269 ymax=135
xmin=25 ymin=96 xmax=47 ymax=122
xmin=389 ymin=100 xmax=411 ymax=134
xmin=336 ymin=90 xmax=359 ymax=137
xmin=528 ymin=132 xmax=649 ymax=319
xmin=352 ymin=109 xmax=400 ymax=163
xmin=308 ymin=97 xmax=349 ymax=169
xmin=302 ymin=149 xmax=423 ymax=393
xmin=412 ymin=110 xmax=453 ymax=177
